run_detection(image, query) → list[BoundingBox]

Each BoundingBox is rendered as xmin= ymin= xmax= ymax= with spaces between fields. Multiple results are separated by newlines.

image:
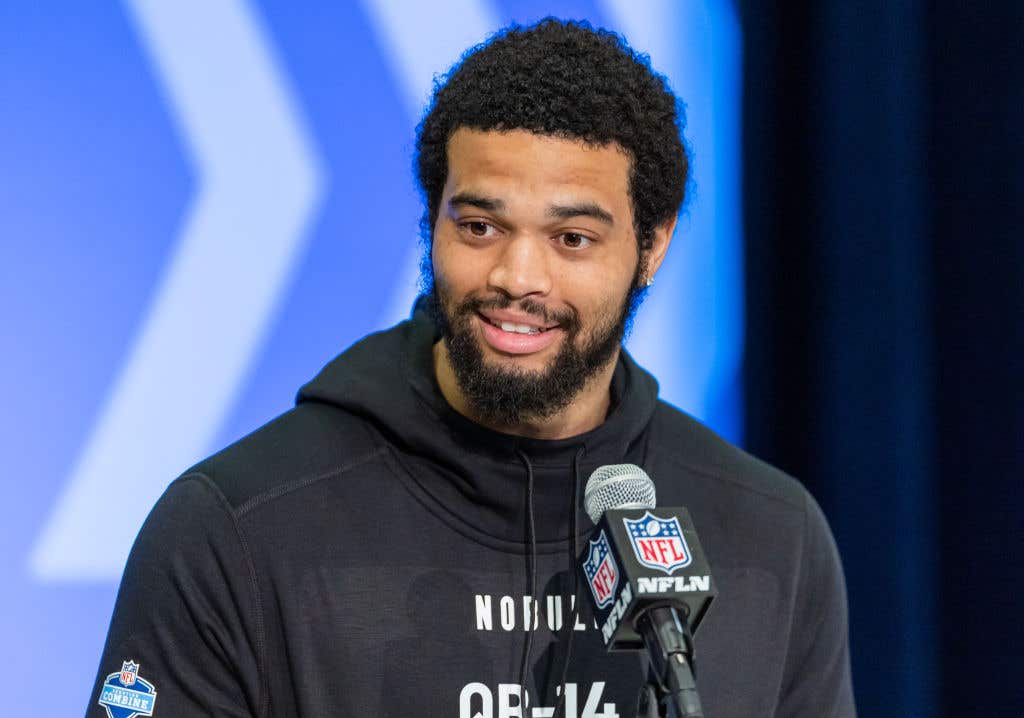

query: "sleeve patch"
xmin=97 ymin=660 xmax=157 ymax=718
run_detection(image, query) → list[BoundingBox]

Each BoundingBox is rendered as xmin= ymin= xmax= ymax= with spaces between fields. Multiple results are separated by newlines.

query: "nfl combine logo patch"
xmin=98 ymin=660 xmax=157 ymax=718
xmin=624 ymin=511 xmax=692 ymax=574
xmin=583 ymin=529 xmax=619 ymax=609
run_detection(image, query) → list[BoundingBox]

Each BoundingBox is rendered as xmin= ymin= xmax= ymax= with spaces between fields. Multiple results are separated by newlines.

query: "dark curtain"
xmin=738 ymin=2 xmax=1023 ymax=716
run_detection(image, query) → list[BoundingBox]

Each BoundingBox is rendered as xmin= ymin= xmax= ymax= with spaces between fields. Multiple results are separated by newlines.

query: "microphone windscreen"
xmin=584 ymin=463 xmax=656 ymax=523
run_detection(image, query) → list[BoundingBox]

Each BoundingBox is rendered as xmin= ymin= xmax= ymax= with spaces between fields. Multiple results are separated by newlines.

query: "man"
xmin=89 ymin=19 xmax=855 ymax=718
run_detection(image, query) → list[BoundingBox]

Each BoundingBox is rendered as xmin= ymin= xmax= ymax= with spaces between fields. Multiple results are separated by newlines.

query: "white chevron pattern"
xmin=30 ymin=0 xmax=325 ymax=579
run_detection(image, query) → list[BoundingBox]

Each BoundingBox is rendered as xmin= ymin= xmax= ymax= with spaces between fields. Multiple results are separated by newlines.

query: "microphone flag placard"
xmin=577 ymin=507 xmax=717 ymax=650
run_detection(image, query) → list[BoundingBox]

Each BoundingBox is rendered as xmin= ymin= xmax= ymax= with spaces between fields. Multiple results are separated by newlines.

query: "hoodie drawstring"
xmin=552 ymin=445 xmax=586 ymax=718
xmin=516 ymin=445 xmax=585 ymax=717
xmin=515 ymin=448 xmax=538 ymax=708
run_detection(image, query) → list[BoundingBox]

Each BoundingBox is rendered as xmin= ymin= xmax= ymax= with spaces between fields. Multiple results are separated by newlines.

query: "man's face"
xmin=428 ymin=128 xmax=649 ymax=425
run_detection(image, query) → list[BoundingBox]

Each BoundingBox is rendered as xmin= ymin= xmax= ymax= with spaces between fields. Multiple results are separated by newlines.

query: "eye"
xmin=559 ymin=233 xmax=592 ymax=250
xmin=458 ymin=221 xmax=498 ymax=238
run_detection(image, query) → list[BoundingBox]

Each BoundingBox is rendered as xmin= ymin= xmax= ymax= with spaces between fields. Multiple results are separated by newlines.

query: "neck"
xmin=432 ymin=340 xmax=617 ymax=441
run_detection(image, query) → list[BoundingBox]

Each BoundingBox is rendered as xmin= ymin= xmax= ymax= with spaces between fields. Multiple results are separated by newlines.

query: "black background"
xmin=739 ymin=2 xmax=1022 ymax=715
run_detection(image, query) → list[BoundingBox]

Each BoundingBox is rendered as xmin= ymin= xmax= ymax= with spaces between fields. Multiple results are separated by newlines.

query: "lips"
xmin=476 ymin=312 xmax=563 ymax=355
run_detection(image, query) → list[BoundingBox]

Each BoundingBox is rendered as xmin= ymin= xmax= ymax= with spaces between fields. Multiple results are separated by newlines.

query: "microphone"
xmin=578 ymin=464 xmax=716 ymax=718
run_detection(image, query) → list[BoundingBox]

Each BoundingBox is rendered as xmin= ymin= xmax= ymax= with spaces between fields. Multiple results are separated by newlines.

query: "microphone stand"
xmin=634 ymin=604 xmax=704 ymax=718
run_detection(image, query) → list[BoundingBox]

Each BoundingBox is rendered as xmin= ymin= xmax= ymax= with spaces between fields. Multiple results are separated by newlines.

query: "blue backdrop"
xmin=0 ymin=2 xmax=742 ymax=715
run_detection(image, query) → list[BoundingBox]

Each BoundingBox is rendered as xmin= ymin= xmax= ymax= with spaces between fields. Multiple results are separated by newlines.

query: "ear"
xmin=640 ymin=215 xmax=677 ymax=283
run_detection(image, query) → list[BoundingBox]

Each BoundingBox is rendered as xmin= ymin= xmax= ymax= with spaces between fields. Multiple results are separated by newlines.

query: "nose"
xmin=487 ymin=233 xmax=553 ymax=299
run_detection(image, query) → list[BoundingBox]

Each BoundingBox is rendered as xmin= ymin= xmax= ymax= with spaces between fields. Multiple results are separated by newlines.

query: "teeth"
xmin=497 ymin=321 xmax=541 ymax=335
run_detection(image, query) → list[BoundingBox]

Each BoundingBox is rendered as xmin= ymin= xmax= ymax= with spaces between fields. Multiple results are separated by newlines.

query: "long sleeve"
xmin=775 ymin=491 xmax=857 ymax=717
xmin=86 ymin=473 xmax=264 ymax=718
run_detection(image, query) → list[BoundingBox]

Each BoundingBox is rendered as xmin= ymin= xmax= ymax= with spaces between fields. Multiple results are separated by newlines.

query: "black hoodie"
xmin=89 ymin=307 xmax=855 ymax=718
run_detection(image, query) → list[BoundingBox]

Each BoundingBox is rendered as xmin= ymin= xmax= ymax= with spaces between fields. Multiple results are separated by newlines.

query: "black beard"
xmin=429 ymin=284 xmax=639 ymax=427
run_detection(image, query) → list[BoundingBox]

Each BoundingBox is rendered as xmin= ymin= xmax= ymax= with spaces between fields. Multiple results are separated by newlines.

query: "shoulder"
xmin=121 ymin=402 xmax=392 ymax=604
xmin=647 ymin=401 xmax=807 ymax=510
xmin=643 ymin=403 xmax=853 ymax=711
xmin=184 ymin=402 xmax=388 ymax=514
xmin=644 ymin=402 xmax=842 ymax=578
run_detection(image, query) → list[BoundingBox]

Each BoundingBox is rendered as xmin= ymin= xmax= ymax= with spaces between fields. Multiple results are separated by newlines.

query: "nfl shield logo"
xmin=583 ymin=529 xmax=619 ymax=609
xmin=623 ymin=511 xmax=692 ymax=574
xmin=120 ymin=660 xmax=139 ymax=687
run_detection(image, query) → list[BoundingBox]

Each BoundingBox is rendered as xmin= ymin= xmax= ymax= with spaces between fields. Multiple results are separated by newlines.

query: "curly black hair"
xmin=415 ymin=18 xmax=689 ymax=253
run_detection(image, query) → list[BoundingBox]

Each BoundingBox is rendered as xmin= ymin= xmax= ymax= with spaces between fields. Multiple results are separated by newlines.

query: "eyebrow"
xmin=448 ymin=192 xmax=506 ymax=212
xmin=546 ymin=202 xmax=614 ymax=226
xmin=449 ymin=192 xmax=615 ymax=226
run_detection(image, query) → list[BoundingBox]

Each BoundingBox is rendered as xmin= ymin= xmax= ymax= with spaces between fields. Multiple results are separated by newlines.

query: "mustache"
xmin=457 ymin=294 xmax=580 ymax=332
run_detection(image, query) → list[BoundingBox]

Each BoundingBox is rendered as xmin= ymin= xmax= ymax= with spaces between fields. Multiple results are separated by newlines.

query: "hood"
xmin=296 ymin=300 xmax=661 ymax=551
